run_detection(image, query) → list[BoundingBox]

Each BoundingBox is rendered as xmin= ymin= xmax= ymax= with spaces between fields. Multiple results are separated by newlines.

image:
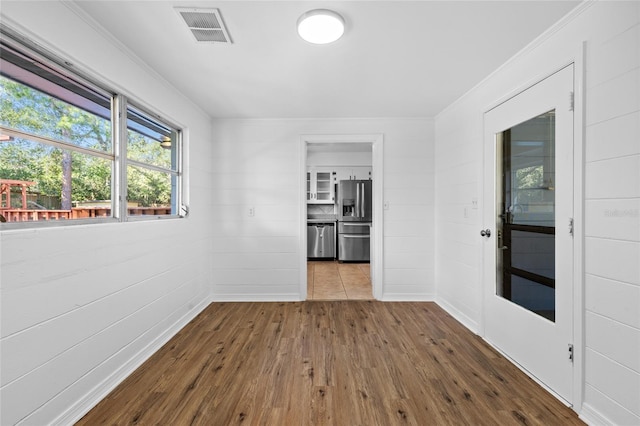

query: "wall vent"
xmin=175 ymin=8 xmax=232 ymax=44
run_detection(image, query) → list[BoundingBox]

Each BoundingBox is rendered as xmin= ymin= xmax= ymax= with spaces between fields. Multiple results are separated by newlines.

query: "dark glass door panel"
xmin=497 ymin=110 xmax=556 ymax=321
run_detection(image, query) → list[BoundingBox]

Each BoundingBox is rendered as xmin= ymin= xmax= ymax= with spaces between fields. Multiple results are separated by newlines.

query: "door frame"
xmin=480 ymin=48 xmax=585 ymax=410
xmin=299 ymin=134 xmax=384 ymax=300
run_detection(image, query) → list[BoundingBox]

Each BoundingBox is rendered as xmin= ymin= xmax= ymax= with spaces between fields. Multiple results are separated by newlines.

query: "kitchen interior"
xmin=306 ymin=142 xmax=373 ymax=300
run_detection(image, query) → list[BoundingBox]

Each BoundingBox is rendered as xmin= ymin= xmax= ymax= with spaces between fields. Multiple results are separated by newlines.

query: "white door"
xmin=482 ymin=65 xmax=574 ymax=402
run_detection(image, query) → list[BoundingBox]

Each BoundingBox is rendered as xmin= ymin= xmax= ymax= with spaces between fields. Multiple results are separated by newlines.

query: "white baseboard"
xmin=214 ymin=293 xmax=434 ymax=302
xmin=434 ymin=296 xmax=479 ymax=334
xmin=52 ymin=296 xmax=212 ymax=426
xmin=579 ymin=403 xmax=615 ymax=426
xmin=211 ymin=293 xmax=302 ymax=302
xmin=380 ymin=293 xmax=435 ymax=302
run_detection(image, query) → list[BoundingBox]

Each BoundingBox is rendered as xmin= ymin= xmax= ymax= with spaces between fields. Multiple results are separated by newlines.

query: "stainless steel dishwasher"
xmin=307 ymin=222 xmax=335 ymax=259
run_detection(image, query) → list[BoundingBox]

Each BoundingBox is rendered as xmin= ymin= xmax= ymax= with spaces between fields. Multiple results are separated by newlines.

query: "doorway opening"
xmin=300 ymin=134 xmax=383 ymax=301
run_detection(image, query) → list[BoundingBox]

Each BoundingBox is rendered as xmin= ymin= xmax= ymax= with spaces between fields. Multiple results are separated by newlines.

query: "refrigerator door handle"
xmin=358 ymin=183 xmax=362 ymax=217
xmin=360 ymin=183 xmax=365 ymax=218
xmin=356 ymin=183 xmax=361 ymax=218
xmin=356 ymin=182 xmax=360 ymax=218
xmin=358 ymin=183 xmax=360 ymax=217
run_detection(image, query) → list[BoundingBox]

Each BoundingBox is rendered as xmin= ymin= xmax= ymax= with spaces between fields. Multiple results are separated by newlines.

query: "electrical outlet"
xmin=248 ymin=207 xmax=255 ymax=217
xmin=472 ymin=198 xmax=478 ymax=209
xmin=384 ymin=201 xmax=390 ymax=210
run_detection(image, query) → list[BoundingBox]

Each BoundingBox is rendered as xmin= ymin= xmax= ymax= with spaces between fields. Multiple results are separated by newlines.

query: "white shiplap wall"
xmin=0 ymin=2 xmax=213 ymax=425
xmin=582 ymin=3 xmax=640 ymax=422
xmin=211 ymin=118 xmax=434 ymax=301
xmin=435 ymin=1 xmax=639 ymax=424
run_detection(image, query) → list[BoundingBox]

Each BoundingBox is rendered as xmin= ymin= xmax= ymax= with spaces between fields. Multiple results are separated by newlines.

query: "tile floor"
xmin=307 ymin=260 xmax=372 ymax=300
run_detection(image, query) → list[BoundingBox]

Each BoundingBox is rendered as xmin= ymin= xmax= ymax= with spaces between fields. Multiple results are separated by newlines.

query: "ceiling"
xmin=74 ymin=1 xmax=581 ymax=119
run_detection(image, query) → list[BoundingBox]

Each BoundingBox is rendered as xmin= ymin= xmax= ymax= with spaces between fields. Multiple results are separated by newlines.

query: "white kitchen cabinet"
xmin=307 ymin=168 xmax=335 ymax=204
xmin=335 ymin=166 xmax=372 ymax=181
xmin=333 ymin=167 xmax=349 ymax=182
xmin=352 ymin=166 xmax=372 ymax=180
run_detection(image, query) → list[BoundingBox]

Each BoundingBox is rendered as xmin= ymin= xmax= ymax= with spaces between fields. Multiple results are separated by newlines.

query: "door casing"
xmin=300 ymin=134 xmax=384 ymax=300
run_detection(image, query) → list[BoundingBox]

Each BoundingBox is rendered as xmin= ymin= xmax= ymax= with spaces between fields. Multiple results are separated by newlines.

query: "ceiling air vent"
xmin=175 ymin=8 xmax=232 ymax=44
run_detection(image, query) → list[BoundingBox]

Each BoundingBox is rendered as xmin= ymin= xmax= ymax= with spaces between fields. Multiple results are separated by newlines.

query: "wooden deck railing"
xmin=0 ymin=207 xmax=171 ymax=222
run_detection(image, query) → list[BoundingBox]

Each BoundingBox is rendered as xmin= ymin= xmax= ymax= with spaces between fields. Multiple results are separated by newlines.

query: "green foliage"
xmin=127 ymin=166 xmax=171 ymax=207
xmin=516 ymin=165 xmax=543 ymax=190
xmin=126 ymin=130 xmax=172 ymax=206
xmin=71 ymin=153 xmax=112 ymax=202
xmin=0 ymin=75 xmax=172 ymax=208
xmin=128 ymin=130 xmax=172 ymax=169
xmin=514 ymin=165 xmax=547 ymax=206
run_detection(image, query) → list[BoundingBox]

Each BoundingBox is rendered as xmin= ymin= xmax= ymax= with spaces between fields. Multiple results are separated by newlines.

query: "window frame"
xmin=0 ymin=27 xmax=186 ymax=229
xmin=121 ymin=98 xmax=185 ymax=221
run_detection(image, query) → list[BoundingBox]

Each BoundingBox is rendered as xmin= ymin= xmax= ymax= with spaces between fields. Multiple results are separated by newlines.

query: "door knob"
xmin=480 ymin=229 xmax=491 ymax=237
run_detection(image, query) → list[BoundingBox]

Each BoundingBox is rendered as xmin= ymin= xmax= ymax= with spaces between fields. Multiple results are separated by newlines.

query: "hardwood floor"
xmin=307 ymin=260 xmax=372 ymax=300
xmin=77 ymin=301 xmax=584 ymax=426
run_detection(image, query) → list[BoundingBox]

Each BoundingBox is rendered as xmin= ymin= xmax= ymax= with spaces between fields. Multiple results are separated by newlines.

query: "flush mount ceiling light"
xmin=297 ymin=9 xmax=345 ymax=44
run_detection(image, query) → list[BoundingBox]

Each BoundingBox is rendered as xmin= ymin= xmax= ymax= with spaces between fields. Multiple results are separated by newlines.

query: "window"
xmin=0 ymin=30 xmax=184 ymax=225
xmin=125 ymin=104 xmax=181 ymax=217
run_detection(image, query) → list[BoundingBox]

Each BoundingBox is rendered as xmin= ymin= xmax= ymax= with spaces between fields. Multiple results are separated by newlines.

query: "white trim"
xmin=382 ymin=293 xmax=435 ymax=302
xmin=371 ymin=135 xmax=384 ymax=300
xmin=212 ymin=294 xmax=301 ymax=302
xmin=571 ymin=40 xmax=587 ymax=416
xmin=299 ymin=134 xmax=384 ymax=300
xmin=115 ymin=94 xmax=127 ymax=221
xmin=212 ymin=117 xmax=428 ymax=124
xmin=580 ymin=403 xmax=618 ymax=426
xmin=51 ymin=296 xmax=211 ymax=426
xmin=300 ymin=140 xmax=309 ymax=300
xmin=483 ymin=60 xmax=577 ymax=115
xmin=435 ymin=297 xmax=480 ymax=334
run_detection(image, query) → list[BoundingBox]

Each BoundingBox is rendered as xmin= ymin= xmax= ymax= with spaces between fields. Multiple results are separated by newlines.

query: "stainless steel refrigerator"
xmin=337 ymin=180 xmax=372 ymax=261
